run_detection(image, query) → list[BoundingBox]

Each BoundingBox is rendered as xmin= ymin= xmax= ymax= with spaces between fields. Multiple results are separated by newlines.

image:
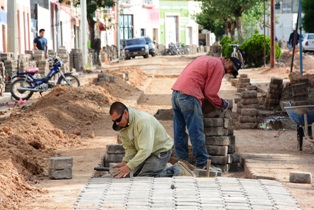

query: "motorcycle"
xmin=10 ymin=57 xmax=80 ymax=100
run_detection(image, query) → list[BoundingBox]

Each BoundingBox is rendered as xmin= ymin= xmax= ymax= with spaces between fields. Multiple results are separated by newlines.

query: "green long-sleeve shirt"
xmin=118 ymin=107 xmax=173 ymax=169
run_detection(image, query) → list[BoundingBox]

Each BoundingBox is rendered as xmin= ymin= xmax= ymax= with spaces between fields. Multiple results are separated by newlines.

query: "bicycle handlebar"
xmin=228 ymin=44 xmax=241 ymax=47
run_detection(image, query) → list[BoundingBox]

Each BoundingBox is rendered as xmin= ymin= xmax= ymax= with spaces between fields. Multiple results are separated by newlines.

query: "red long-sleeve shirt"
xmin=172 ymin=56 xmax=225 ymax=107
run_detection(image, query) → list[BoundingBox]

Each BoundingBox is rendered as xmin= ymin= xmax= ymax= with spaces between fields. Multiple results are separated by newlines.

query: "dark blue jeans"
xmin=171 ymin=90 xmax=209 ymax=167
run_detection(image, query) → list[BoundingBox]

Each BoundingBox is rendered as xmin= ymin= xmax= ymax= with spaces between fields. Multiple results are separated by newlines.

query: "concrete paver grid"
xmin=74 ymin=177 xmax=301 ymax=210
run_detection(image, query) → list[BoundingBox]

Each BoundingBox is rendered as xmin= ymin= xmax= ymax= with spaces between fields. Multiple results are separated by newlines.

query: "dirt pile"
xmin=92 ymin=67 xmax=147 ymax=100
xmin=0 ymin=85 xmax=113 ymax=209
xmin=279 ymin=51 xmax=314 ymax=70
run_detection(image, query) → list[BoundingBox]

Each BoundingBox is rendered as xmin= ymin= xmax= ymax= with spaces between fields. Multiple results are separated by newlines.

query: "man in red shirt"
xmin=171 ymin=56 xmax=241 ymax=168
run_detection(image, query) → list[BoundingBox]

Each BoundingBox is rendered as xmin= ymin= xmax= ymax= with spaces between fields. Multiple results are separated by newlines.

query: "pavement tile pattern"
xmin=74 ymin=177 xmax=300 ymax=210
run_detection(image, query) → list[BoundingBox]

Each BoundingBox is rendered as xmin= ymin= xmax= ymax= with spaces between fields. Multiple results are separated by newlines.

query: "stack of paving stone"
xmin=104 ymin=144 xmax=125 ymax=167
xmin=37 ymin=60 xmax=49 ymax=76
xmin=236 ymin=90 xmax=259 ymax=129
xmin=0 ymin=52 xmax=14 ymax=62
xmin=0 ymin=62 xmax=5 ymax=95
xmin=264 ymin=78 xmax=283 ymax=109
xmin=4 ymin=59 xmax=18 ymax=77
xmin=48 ymin=157 xmax=73 ymax=179
xmin=202 ymin=99 xmax=242 ymax=173
xmin=70 ymin=48 xmax=83 ymax=72
xmin=57 ymin=47 xmax=70 ymax=72
xmin=18 ymin=54 xmax=33 ymax=71
xmin=234 ymin=74 xmax=251 ymax=104
xmin=33 ymin=50 xmax=45 ymax=61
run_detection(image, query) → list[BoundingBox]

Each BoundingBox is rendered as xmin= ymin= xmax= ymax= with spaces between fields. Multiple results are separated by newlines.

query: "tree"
xmin=58 ymin=0 xmax=115 ymax=51
xmin=303 ymin=0 xmax=314 ymax=33
xmin=195 ymin=0 xmax=267 ymax=41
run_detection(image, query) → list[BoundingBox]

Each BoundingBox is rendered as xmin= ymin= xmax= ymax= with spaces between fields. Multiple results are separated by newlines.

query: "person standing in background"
xmin=33 ymin=29 xmax=48 ymax=58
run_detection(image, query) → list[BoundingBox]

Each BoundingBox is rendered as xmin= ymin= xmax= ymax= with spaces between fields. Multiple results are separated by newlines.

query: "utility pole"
xmin=80 ymin=0 xmax=88 ymax=66
xmin=7 ymin=0 xmax=18 ymax=59
xmin=298 ymin=0 xmax=303 ymax=75
xmin=116 ymin=0 xmax=120 ymax=59
xmin=270 ymin=0 xmax=275 ymax=68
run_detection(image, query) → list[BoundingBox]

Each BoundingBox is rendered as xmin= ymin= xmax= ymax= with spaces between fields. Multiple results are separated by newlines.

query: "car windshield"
xmin=308 ymin=35 xmax=314 ymax=40
xmin=144 ymin=37 xmax=152 ymax=43
xmin=126 ymin=39 xmax=145 ymax=46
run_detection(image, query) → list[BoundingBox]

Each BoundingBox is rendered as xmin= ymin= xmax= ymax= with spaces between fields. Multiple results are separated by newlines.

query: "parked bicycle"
xmin=229 ymin=44 xmax=244 ymax=67
xmin=10 ymin=57 xmax=80 ymax=100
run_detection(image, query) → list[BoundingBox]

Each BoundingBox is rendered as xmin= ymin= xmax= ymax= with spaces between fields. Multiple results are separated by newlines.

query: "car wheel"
xmin=143 ymin=53 xmax=149 ymax=59
xmin=151 ymin=52 xmax=156 ymax=57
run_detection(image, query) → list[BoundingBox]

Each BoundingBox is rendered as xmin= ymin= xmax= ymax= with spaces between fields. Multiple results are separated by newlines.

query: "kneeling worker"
xmin=109 ymin=101 xmax=194 ymax=178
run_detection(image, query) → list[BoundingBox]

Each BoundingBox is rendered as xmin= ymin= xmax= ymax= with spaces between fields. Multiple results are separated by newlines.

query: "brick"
xmin=240 ymin=108 xmax=257 ymax=116
xmin=241 ymin=104 xmax=260 ymax=109
xmin=223 ymin=118 xmax=232 ymax=129
xmin=223 ymin=110 xmax=231 ymax=118
xmin=268 ymin=88 xmax=283 ymax=95
xmin=49 ymin=168 xmax=72 ymax=179
xmin=239 ymin=74 xmax=248 ymax=78
xmin=239 ymin=78 xmax=250 ymax=84
xmin=228 ymin=145 xmax=236 ymax=154
xmin=269 ymin=83 xmax=283 ymax=90
xmin=105 ymin=153 xmax=124 ymax=162
xmin=230 ymin=153 xmax=241 ymax=163
xmin=109 ymin=163 xmax=119 ymax=176
xmin=265 ymin=98 xmax=280 ymax=105
xmin=241 ymin=90 xmax=257 ymax=99
xmin=205 ymin=136 xmax=231 ymax=146
xmin=257 ymin=110 xmax=276 ymax=116
xmin=289 ymin=171 xmax=312 ymax=184
xmin=239 ymin=123 xmax=257 ymax=129
xmin=247 ymin=85 xmax=257 ymax=90
xmin=204 ymin=118 xmax=223 ymax=127
xmin=234 ymin=97 xmax=241 ymax=103
xmin=293 ymin=95 xmax=308 ymax=101
xmin=230 ymin=79 xmax=238 ymax=86
xmin=238 ymin=83 xmax=249 ymax=88
xmin=48 ymin=157 xmax=73 ymax=170
xmin=239 ymin=116 xmax=257 ymax=123
xmin=229 ymin=163 xmax=242 ymax=172
xmin=227 ymin=128 xmax=234 ymax=135
xmin=229 ymin=136 xmax=235 ymax=145
xmin=206 ymin=145 xmax=228 ymax=156
xmin=211 ymin=155 xmax=229 ymax=165
xmin=270 ymin=77 xmax=283 ymax=85
xmin=106 ymin=144 xmax=125 ymax=154
xmin=241 ymin=98 xmax=259 ymax=105
xmin=204 ymin=127 xmax=227 ymax=136
xmin=266 ymin=93 xmax=281 ymax=99
xmin=237 ymin=87 xmax=246 ymax=92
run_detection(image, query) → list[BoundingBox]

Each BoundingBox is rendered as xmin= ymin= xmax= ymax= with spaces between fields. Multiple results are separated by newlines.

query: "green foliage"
xmin=240 ymin=34 xmax=281 ymax=67
xmin=303 ymin=0 xmax=314 ymax=32
xmin=220 ymin=36 xmax=232 ymax=57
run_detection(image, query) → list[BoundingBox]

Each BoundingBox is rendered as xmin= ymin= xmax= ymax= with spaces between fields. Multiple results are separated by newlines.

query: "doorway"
xmin=165 ymin=15 xmax=179 ymax=47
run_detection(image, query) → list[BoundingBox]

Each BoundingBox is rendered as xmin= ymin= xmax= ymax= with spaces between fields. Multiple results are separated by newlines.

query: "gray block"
xmin=194 ymin=169 xmax=207 ymax=177
xmin=239 ymin=123 xmax=257 ymax=129
xmin=223 ymin=118 xmax=232 ymax=129
xmin=241 ymin=90 xmax=257 ymax=99
xmin=241 ymin=98 xmax=259 ymax=105
xmin=205 ymin=136 xmax=231 ymax=146
xmin=106 ymin=144 xmax=125 ymax=154
xmin=49 ymin=168 xmax=72 ymax=179
xmin=205 ymin=127 xmax=228 ymax=136
xmin=289 ymin=171 xmax=312 ymax=184
xmin=211 ymin=155 xmax=229 ymax=165
xmin=239 ymin=116 xmax=257 ymax=123
xmin=204 ymin=118 xmax=224 ymax=127
xmin=269 ymin=83 xmax=283 ymax=90
xmin=270 ymin=77 xmax=283 ymax=84
xmin=240 ymin=108 xmax=257 ymax=116
xmin=48 ymin=157 xmax=73 ymax=170
xmin=228 ymin=145 xmax=236 ymax=154
xmin=239 ymin=78 xmax=250 ymax=84
xmin=230 ymin=153 xmax=241 ymax=163
xmin=229 ymin=163 xmax=242 ymax=172
xmin=105 ymin=153 xmax=125 ymax=162
xmin=206 ymin=145 xmax=228 ymax=156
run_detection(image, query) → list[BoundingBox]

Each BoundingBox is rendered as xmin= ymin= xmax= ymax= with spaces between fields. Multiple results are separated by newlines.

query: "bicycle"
xmin=229 ymin=44 xmax=244 ymax=67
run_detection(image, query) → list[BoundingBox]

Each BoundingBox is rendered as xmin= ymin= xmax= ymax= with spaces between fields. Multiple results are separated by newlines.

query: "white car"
xmin=302 ymin=33 xmax=314 ymax=52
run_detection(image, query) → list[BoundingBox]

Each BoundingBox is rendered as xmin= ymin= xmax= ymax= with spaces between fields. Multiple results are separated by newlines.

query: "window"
xmin=120 ymin=14 xmax=133 ymax=41
xmin=140 ymin=28 xmax=146 ymax=36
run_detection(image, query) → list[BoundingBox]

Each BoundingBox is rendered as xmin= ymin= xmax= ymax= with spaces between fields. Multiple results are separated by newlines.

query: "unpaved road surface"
xmin=1 ymin=53 xmax=314 ymax=209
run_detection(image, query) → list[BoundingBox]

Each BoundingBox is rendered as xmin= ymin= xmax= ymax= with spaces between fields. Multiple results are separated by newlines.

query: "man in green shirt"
xmin=110 ymin=102 xmax=194 ymax=178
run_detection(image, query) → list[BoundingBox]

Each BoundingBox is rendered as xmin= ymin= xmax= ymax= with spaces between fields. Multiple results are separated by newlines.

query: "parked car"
xmin=142 ymin=36 xmax=156 ymax=57
xmin=124 ymin=37 xmax=149 ymax=59
xmin=302 ymin=33 xmax=314 ymax=52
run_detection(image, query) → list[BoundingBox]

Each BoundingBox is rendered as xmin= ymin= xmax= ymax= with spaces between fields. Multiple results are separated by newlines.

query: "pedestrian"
xmin=288 ymin=30 xmax=300 ymax=50
xmin=110 ymin=101 xmax=194 ymax=178
xmin=171 ymin=56 xmax=242 ymax=169
xmin=34 ymin=29 xmax=48 ymax=58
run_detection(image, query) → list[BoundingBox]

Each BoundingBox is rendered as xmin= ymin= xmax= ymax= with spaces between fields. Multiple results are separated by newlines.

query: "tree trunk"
xmin=87 ymin=18 xmax=96 ymax=50
xmin=236 ymin=16 xmax=243 ymax=43
xmin=229 ymin=20 xmax=236 ymax=41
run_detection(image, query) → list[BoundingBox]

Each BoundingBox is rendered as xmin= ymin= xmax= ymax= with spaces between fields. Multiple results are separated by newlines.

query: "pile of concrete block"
xmin=37 ymin=60 xmax=49 ymax=76
xmin=0 ymin=62 xmax=5 ymax=95
xmin=104 ymin=144 xmax=125 ymax=167
xmin=57 ymin=47 xmax=70 ymax=72
xmin=202 ymin=99 xmax=242 ymax=173
xmin=48 ymin=157 xmax=73 ymax=179
xmin=33 ymin=50 xmax=45 ymax=61
xmin=264 ymin=78 xmax=283 ymax=109
xmin=70 ymin=49 xmax=83 ymax=72
xmin=236 ymin=90 xmax=259 ymax=129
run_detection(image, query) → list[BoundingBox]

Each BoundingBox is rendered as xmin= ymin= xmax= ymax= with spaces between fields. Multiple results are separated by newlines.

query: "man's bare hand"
xmin=114 ymin=164 xmax=130 ymax=178
xmin=113 ymin=161 xmax=127 ymax=168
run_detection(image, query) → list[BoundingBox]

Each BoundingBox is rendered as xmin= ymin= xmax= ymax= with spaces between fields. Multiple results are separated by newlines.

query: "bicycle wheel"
xmin=237 ymin=51 xmax=244 ymax=67
xmin=10 ymin=78 xmax=34 ymax=100
xmin=57 ymin=75 xmax=80 ymax=87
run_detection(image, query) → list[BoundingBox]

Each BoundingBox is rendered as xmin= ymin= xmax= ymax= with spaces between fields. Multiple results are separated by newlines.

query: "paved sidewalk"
xmin=74 ymin=177 xmax=300 ymax=210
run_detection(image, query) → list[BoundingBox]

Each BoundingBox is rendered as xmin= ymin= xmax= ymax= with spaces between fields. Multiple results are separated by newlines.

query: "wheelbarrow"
xmin=284 ymin=104 xmax=314 ymax=151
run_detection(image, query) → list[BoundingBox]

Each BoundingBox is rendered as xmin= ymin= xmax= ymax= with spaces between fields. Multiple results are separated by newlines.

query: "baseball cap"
xmin=229 ymin=57 xmax=242 ymax=78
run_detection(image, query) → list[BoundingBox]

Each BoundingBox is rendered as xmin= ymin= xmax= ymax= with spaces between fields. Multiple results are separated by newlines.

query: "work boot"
xmin=174 ymin=161 xmax=195 ymax=177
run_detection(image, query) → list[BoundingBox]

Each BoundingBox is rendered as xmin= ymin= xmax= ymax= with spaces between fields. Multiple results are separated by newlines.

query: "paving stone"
xmin=206 ymin=145 xmax=228 ymax=156
xmin=205 ymin=136 xmax=231 ymax=146
xmin=240 ymin=108 xmax=257 ymax=116
xmin=106 ymin=144 xmax=125 ymax=154
xmin=48 ymin=168 xmax=72 ymax=179
xmin=204 ymin=118 xmax=224 ymax=127
xmin=241 ymin=90 xmax=257 ymax=99
xmin=211 ymin=155 xmax=229 ymax=165
xmin=48 ymin=157 xmax=73 ymax=170
xmin=239 ymin=116 xmax=257 ymax=123
xmin=289 ymin=171 xmax=312 ymax=184
xmin=105 ymin=153 xmax=124 ymax=162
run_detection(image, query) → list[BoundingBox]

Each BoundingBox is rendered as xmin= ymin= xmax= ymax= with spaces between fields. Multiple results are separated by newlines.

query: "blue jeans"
xmin=171 ymin=90 xmax=209 ymax=167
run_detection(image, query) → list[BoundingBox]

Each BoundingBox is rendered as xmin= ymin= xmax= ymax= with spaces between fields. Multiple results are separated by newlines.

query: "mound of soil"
xmin=0 ymin=85 xmax=114 ymax=209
